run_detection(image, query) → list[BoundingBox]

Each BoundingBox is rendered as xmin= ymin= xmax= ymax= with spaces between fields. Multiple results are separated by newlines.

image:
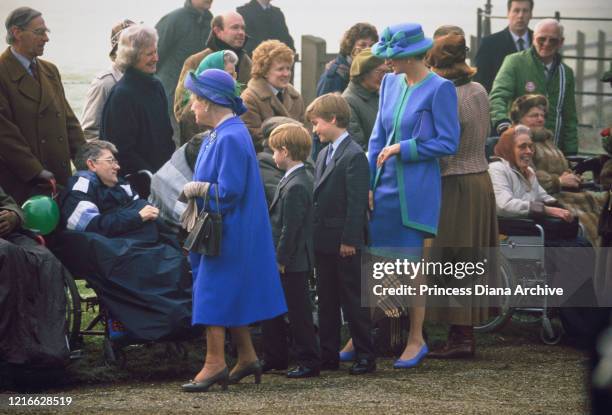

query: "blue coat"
xmin=316 ymin=54 xmax=350 ymax=96
xmin=189 ymin=116 xmax=287 ymax=327
xmin=368 ymin=72 xmax=459 ymax=243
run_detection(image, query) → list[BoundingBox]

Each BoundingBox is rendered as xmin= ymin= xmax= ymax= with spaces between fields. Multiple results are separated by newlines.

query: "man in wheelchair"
xmin=56 ymin=140 xmax=193 ymax=344
xmin=0 ymin=186 xmax=70 ymax=370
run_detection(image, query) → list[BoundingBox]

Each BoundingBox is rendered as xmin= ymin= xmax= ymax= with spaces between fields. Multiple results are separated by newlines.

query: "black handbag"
xmin=183 ymin=184 xmax=222 ymax=256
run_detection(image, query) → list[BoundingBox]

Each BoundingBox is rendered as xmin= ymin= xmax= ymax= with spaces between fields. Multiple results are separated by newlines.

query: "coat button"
xmin=56 ymin=112 xmax=61 ymax=117
xmin=41 ymin=139 xmax=46 ymax=144
xmin=58 ymin=136 xmax=63 ymax=142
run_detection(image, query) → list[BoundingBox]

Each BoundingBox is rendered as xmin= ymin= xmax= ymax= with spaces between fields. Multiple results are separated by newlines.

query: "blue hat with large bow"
xmin=184 ymin=68 xmax=247 ymax=116
xmin=372 ymin=23 xmax=433 ymax=59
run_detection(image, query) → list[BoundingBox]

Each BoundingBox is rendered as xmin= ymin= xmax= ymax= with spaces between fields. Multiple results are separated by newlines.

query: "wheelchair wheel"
xmin=103 ymin=338 xmax=126 ymax=368
xmin=63 ymin=273 xmax=82 ymax=350
xmin=540 ymin=317 xmax=562 ymax=345
xmin=474 ymin=257 xmax=514 ymax=333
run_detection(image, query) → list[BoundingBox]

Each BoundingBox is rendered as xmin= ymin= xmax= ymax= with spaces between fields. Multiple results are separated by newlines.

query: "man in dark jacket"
xmin=174 ymin=11 xmax=252 ymax=144
xmin=155 ymin=1 xmax=214 ymax=144
xmin=236 ymin=0 xmax=294 ymax=56
xmin=0 ymin=7 xmax=84 ymax=204
xmin=58 ymin=140 xmax=192 ymax=344
xmin=474 ymin=0 xmax=534 ymax=93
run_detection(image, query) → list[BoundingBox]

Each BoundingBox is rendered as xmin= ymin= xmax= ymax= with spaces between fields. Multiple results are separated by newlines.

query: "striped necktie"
xmin=30 ymin=60 xmax=38 ymax=81
xmin=325 ymin=144 xmax=334 ymax=166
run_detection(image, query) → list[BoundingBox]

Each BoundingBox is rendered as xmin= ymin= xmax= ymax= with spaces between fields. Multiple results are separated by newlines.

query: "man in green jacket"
xmin=490 ymin=18 xmax=578 ymax=155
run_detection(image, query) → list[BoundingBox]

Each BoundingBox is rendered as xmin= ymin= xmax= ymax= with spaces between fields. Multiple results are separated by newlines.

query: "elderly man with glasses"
xmin=0 ymin=7 xmax=85 ymax=204
xmin=57 ymin=140 xmax=192 ymax=344
xmin=490 ymin=18 xmax=578 ymax=156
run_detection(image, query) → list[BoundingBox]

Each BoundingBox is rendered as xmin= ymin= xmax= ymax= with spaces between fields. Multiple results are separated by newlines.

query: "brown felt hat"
xmin=426 ymin=33 xmax=476 ymax=80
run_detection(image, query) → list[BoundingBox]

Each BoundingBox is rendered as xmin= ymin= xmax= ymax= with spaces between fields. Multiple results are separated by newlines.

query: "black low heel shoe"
xmin=181 ymin=367 xmax=229 ymax=392
xmin=228 ymin=360 xmax=263 ymax=385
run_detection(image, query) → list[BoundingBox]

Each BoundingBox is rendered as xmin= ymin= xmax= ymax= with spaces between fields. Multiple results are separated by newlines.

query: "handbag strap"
xmin=202 ymin=183 xmax=220 ymax=215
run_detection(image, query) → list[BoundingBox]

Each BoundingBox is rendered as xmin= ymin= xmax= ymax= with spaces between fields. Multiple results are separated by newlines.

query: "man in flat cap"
xmin=0 ymin=7 xmax=85 ymax=204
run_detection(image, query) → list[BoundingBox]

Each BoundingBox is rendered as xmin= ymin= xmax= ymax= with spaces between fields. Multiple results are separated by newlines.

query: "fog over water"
xmin=1 ymin=0 xmax=611 ymax=123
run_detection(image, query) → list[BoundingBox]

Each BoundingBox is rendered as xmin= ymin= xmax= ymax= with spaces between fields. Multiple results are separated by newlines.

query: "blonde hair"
xmin=251 ymin=39 xmax=294 ymax=79
xmin=305 ymin=93 xmax=351 ymax=129
xmin=268 ymin=124 xmax=312 ymax=162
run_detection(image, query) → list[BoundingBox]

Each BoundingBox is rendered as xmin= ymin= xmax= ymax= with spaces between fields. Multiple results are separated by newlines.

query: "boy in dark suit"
xmin=306 ymin=93 xmax=375 ymax=375
xmin=261 ymin=123 xmax=321 ymax=378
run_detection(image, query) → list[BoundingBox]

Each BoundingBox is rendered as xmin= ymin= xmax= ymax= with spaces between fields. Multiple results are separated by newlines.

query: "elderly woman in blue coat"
xmin=368 ymin=23 xmax=460 ymax=368
xmin=180 ymin=69 xmax=287 ymax=392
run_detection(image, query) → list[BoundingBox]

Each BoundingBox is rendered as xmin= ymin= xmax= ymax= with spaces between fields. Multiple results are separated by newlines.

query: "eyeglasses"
xmin=535 ymin=36 xmax=560 ymax=46
xmin=92 ymin=157 xmax=119 ymax=166
xmin=22 ymin=27 xmax=51 ymax=37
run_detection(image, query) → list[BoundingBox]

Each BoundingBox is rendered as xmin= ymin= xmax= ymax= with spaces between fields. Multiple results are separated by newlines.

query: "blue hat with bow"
xmin=372 ymin=23 xmax=433 ymax=59
xmin=184 ymin=68 xmax=247 ymax=116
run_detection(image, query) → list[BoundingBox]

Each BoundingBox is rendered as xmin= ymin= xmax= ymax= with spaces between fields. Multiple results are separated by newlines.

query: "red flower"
xmin=601 ymin=127 xmax=611 ymax=138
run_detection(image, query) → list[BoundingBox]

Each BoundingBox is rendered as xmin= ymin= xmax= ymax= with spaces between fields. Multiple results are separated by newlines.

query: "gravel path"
xmin=1 ymin=336 xmax=590 ymax=414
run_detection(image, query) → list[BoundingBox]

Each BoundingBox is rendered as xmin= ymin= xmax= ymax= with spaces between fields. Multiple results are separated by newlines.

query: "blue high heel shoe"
xmin=393 ymin=344 xmax=429 ymax=369
xmin=339 ymin=350 xmax=355 ymax=362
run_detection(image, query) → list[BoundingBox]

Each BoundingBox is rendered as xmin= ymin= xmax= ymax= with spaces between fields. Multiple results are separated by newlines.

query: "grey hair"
xmin=534 ymin=18 xmax=564 ymax=38
xmin=5 ymin=7 xmax=42 ymax=44
xmin=114 ymin=24 xmax=158 ymax=72
xmin=223 ymin=50 xmax=239 ymax=67
xmin=514 ymin=124 xmax=534 ymax=139
xmin=74 ymin=140 xmax=118 ymax=171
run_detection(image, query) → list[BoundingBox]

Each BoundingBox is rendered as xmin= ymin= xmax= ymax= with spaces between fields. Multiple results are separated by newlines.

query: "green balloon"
xmin=21 ymin=195 xmax=60 ymax=235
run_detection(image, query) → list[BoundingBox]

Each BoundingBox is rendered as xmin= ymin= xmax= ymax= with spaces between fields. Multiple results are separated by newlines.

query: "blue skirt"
xmin=369 ymin=158 xmax=424 ymax=259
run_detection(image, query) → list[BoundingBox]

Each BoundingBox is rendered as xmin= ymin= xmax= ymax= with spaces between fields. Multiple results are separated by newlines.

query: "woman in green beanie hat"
xmin=176 ymin=50 xmax=240 ymax=141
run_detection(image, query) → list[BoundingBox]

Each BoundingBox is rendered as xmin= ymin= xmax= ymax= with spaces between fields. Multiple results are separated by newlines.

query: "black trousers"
xmin=261 ymin=271 xmax=320 ymax=368
xmin=316 ymin=251 xmax=375 ymax=363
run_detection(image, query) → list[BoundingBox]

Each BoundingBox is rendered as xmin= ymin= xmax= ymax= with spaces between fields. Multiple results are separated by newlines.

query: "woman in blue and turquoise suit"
xmin=180 ymin=69 xmax=287 ymax=392
xmin=368 ymin=23 xmax=460 ymax=368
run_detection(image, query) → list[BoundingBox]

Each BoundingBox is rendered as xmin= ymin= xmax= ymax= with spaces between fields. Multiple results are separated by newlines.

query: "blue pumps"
xmin=339 ymin=350 xmax=356 ymax=362
xmin=393 ymin=344 xmax=429 ymax=369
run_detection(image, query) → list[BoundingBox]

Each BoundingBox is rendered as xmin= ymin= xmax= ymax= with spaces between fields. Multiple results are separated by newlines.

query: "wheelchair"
xmin=474 ymin=136 xmax=590 ymax=344
xmin=59 ymin=170 xmax=191 ymax=366
xmin=473 ymin=217 xmax=566 ymax=344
